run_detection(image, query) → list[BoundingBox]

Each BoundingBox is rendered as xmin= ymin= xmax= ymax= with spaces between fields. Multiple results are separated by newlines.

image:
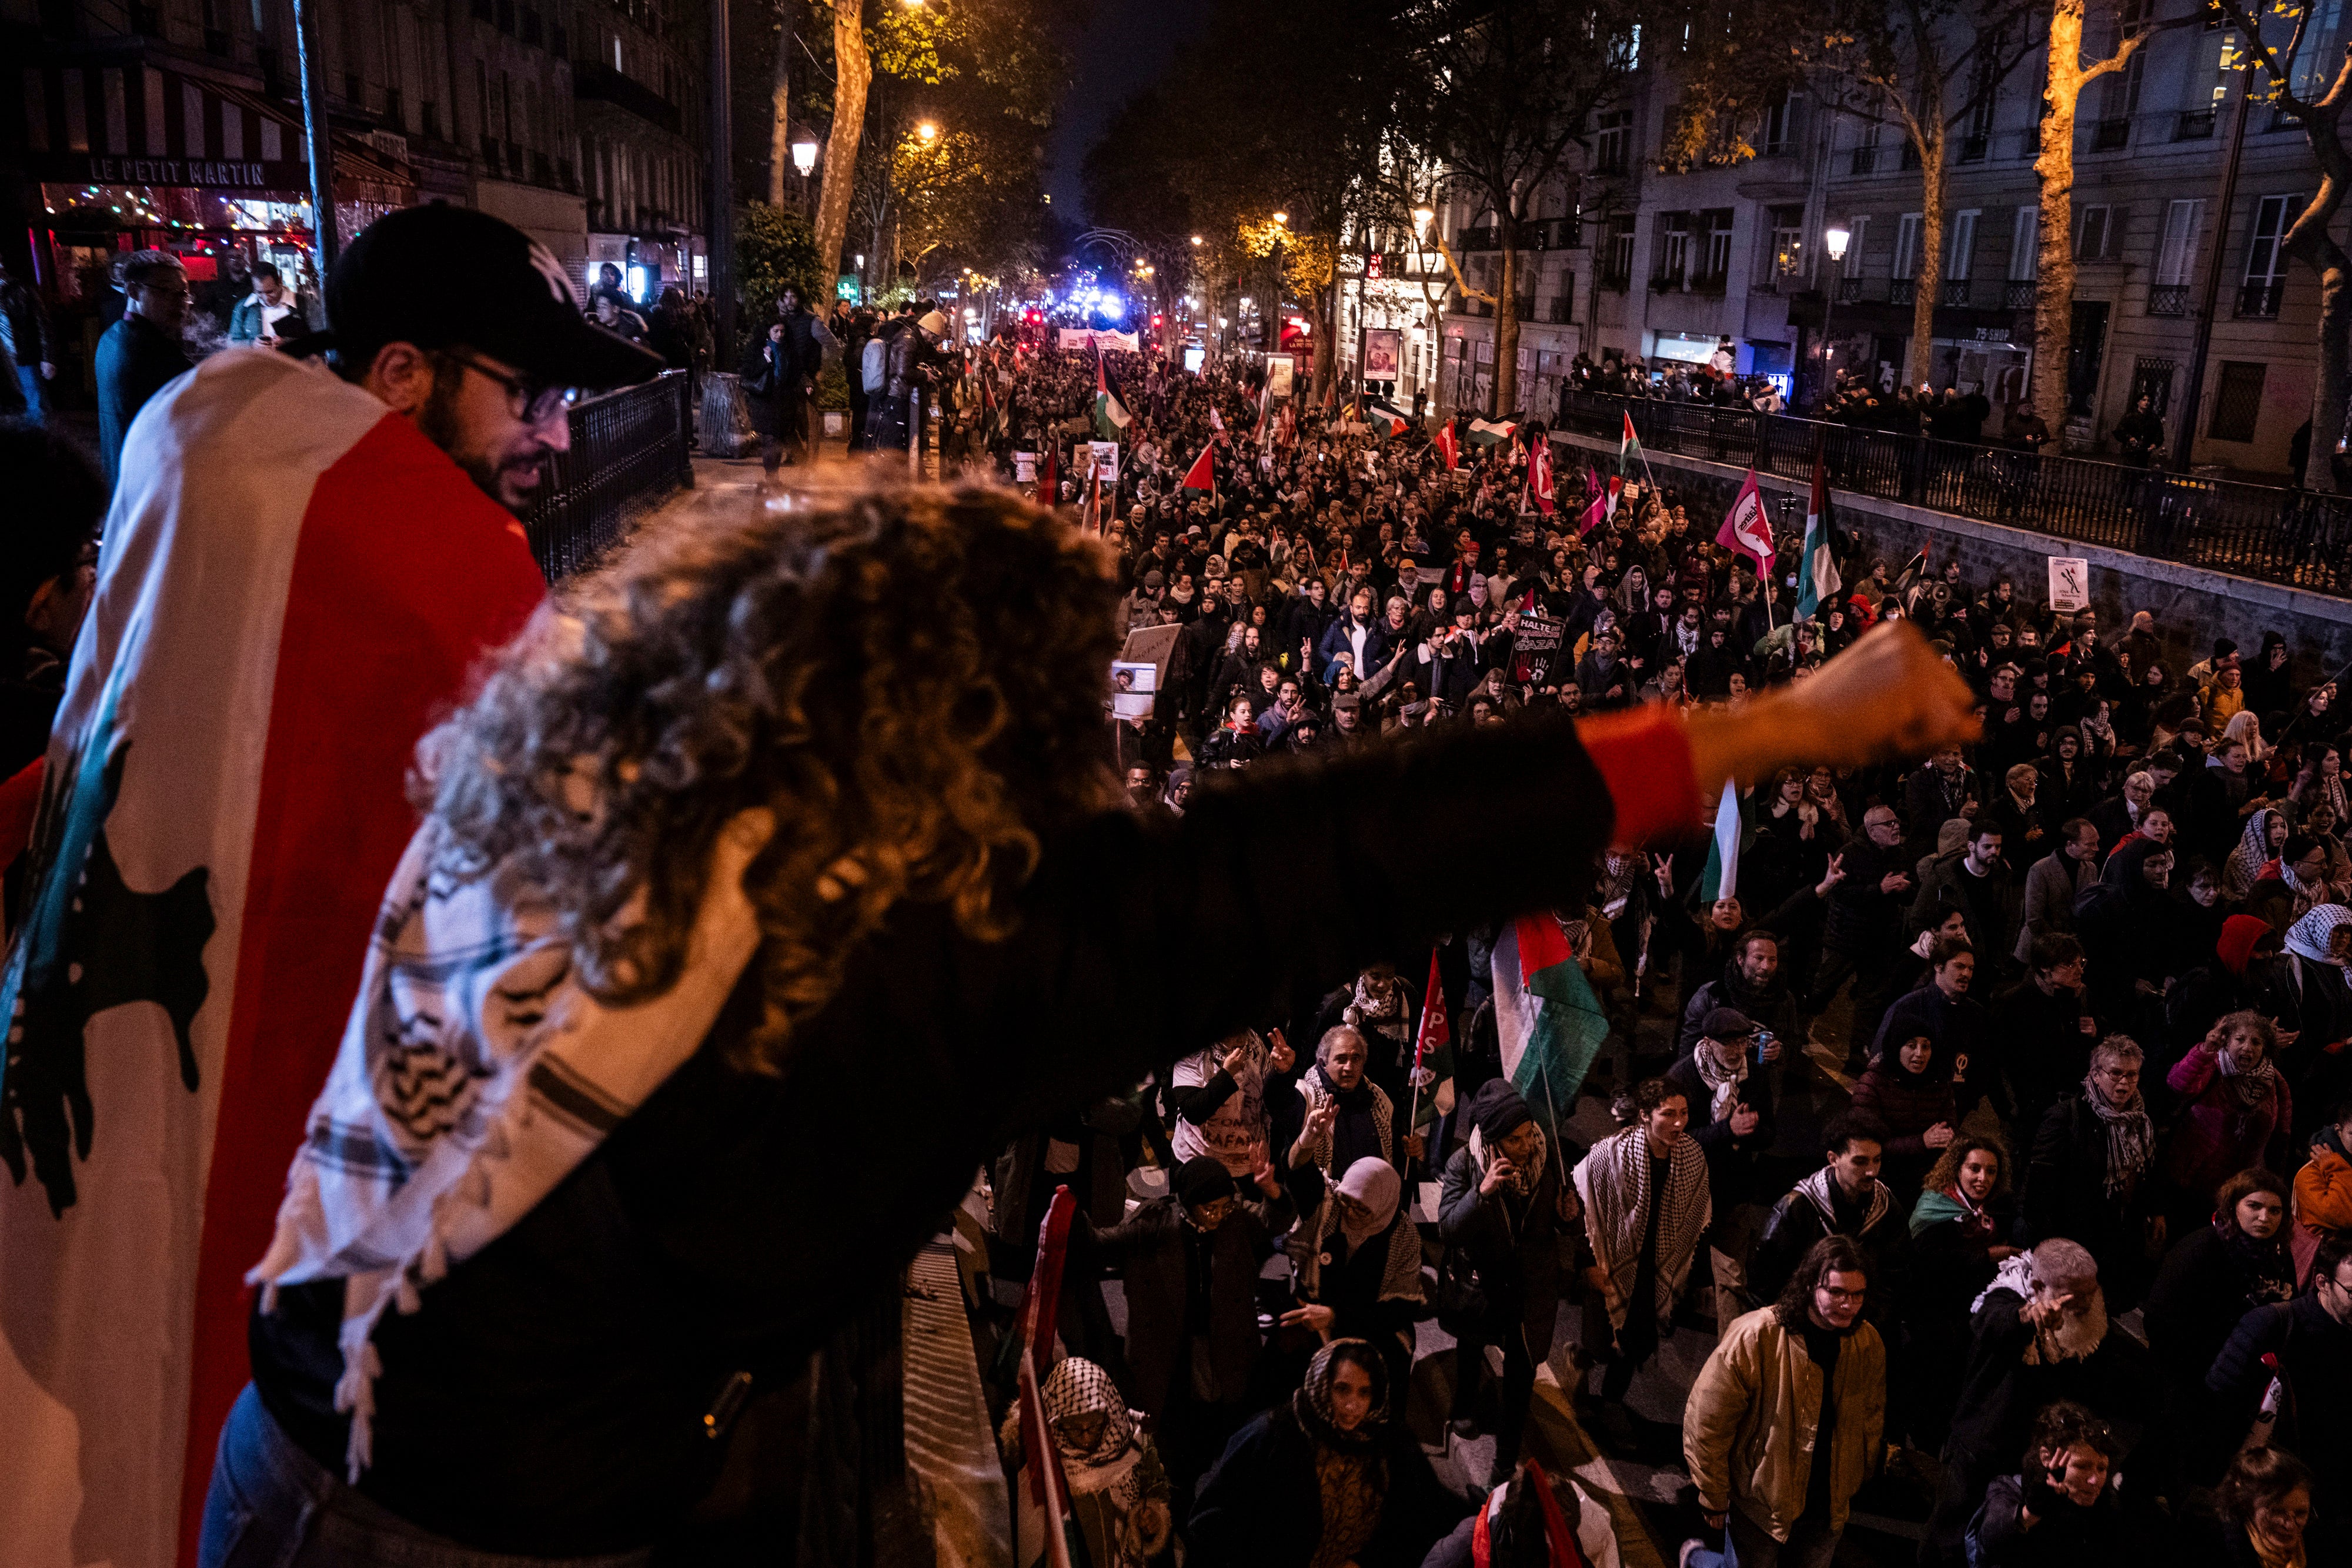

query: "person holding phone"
xmin=1667 ymin=1008 xmax=1779 ymax=1326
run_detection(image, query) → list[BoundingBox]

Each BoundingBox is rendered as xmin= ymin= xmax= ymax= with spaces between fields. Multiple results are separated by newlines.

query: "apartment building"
xmin=2 ymin=0 xmax=707 ymax=316
xmin=1431 ymin=0 xmax=2341 ymax=477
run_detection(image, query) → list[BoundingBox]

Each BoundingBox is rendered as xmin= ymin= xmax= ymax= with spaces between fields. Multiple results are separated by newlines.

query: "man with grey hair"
xmin=1922 ymin=1236 xmax=2163 ymax=1567
xmin=1282 ymin=1024 xmax=1417 ymax=1177
xmin=2091 ymin=769 xmax=2157 ymax=854
xmin=94 ymin=248 xmax=193 ymax=483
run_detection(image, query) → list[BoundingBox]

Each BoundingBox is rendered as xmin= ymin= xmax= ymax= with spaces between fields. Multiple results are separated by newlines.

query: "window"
xmin=2293 ymin=0 xmax=2344 ymax=99
xmin=2009 ymin=206 xmax=2040 ymax=280
xmin=1893 ymin=211 xmax=1922 ymax=278
xmin=1660 ymin=212 xmax=1690 ymax=283
xmin=1595 ymin=111 xmax=1631 ymax=176
xmin=1839 ymin=215 xmax=1869 ymax=276
xmin=1769 ymin=205 xmax=1805 ymax=282
xmin=1763 ymin=91 xmax=1795 ymax=156
xmin=2208 ymin=361 xmax=2267 ymax=442
xmin=2241 ymin=193 xmax=2297 ymax=316
xmin=2130 ymin=356 xmax=2176 ymax=417
xmin=1704 ymin=209 xmax=1735 ymax=278
xmin=1946 ymin=209 xmax=1980 ymax=280
xmin=2076 ymin=203 xmax=2112 ymax=260
xmin=1605 ymin=214 xmax=1635 ymax=283
xmin=2156 ymin=198 xmax=2202 ymax=287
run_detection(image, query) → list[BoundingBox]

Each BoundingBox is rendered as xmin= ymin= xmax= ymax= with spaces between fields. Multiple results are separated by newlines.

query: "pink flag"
xmin=1529 ymin=440 xmax=1555 ymax=516
xmin=1716 ymin=467 xmax=1774 ymax=571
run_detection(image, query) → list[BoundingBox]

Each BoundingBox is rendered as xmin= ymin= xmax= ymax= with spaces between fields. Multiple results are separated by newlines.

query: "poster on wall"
xmin=1361 ymin=327 xmax=1404 ymax=382
xmin=1265 ymin=353 xmax=1297 ymax=400
xmin=2048 ymin=556 xmax=2090 ymax=613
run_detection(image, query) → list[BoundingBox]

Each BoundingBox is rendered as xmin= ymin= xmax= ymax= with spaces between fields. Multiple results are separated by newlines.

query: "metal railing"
xmin=1551 ymin=387 xmax=2352 ymax=594
xmin=524 ymin=371 xmax=694 ymax=581
xmin=2147 ymin=285 xmax=2193 ymax=316
xmin=2239 ymin=280 xmax=2286 ymax=319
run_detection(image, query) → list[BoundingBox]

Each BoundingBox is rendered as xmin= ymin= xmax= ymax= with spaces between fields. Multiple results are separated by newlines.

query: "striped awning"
xmin=20 ymin=57 xmax=412 ymax=202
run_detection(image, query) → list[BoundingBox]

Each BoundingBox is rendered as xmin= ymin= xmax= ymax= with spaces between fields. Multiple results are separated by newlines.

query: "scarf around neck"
xmin=1692 ymin=1042 xmax=1748 ymax=1122
xmin=248 ymin=810 xmax=771 ymax=1480
xmin=1041 ymin=1356 xmax=1147 ymax=1496
xmin=1794 ymin=1164 xmax=1893 ymax=1238
xmin=1573 ymin=1125 xmax=1710 ymax=1328
xmin=2081 ymin=1074 xmax=2154 ymax=1197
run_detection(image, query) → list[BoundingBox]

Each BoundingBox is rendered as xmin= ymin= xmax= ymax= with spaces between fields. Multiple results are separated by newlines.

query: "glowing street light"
xmin=1412 ymin=206 xmax=1435 ymax=235
xmin=790 ymin=139 xmax=818 ymax=178
xmin=916 ymin=121 xmax=939 ymax=144
xmin=1824 ymin=226 xmax=1851 ymax=264
xmin=1272 ymin=210 xmax=1289 ymax=226
xmin=1190 ymin=234 xmax=1203 ymax=246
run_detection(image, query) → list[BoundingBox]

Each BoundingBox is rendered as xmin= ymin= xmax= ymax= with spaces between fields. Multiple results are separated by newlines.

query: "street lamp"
xmin=791 ymin=139 xmax=818 ymax=178
xmin=1272 ymin=211 xmax=1289 ymax=227
xmin=1817 ymin=225 xmax=1852 ymax=408
xmin=1190 ymin=234 xmax=1202 ymax=246
xmin=1412 ymin=206 xmax=1434 ymax=234
xmin=916 ymin=121 xmax=939 ymax=144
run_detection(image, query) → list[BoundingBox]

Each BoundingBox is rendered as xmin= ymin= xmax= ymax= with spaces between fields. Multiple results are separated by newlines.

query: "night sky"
xmin=1043 ymin=0 xmax=1213 ymax=223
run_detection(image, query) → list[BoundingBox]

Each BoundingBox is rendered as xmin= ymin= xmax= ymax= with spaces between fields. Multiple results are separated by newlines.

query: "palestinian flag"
xmin=1409 ymin=947 xmax=1455 ymax=1130
xmin=1435 ymin=421 xmax=1460 ymax=470
xmin=1699 ymin=777 xmax=1743 ymax=901
xmin=1491 ymin=912 xmax=1611 ymax=1139
xmin=1466 ymin=416 xmax=1518 ymax=447
xmin=0 ymin=348 xmax=546 ymax=1565
xmin=1618 ymin=409 xmax=1645 ymax=487
xmin=1796 ymin=449 xmax=1843 ymax=620
xmin=1181 ymin=444 xmax=1218 ymax=499
xmin=1092 ymin=355 xmax=1131 ymax=441
xmin=1367 ymin=396 xmax=1411 ymax=436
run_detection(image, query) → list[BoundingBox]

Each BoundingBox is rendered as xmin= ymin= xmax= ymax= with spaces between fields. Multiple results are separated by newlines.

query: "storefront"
xmin=20 ymin=57 xmax=412 ymax=348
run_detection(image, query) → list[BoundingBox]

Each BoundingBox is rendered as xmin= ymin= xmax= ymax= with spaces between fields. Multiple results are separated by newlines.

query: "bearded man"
xmin=1922 ymin=1238 xmax=2166 ymax=1567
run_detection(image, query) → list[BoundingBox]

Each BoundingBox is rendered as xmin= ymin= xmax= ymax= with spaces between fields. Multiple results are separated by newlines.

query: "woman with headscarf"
xmin=2025 ymin=1035 xmax=2165 ymax=1309
xmin=2164 ymin=1013 xmax=2294 ymax=1221
xmin=1001 ymin=1358 xmax=1173 ymax=1568
xmin=1187 ymin=1339 xmax=1463 ymax=1568
xmin=2264 ymin=904 xmax=2352 ymax=1130
xmin=1281 ymin=1155 xmax=1424 ymax=1393
xmin=1572 ymin=1079 xmax=1710 ymax=1410
xmin=2073 ymin=835 xmax=2179 ymax=1032
xmin=2227 ymin=807 xmax=2291 ymax=901
xmin=1849 ymin=1031 xmax=1962 ymax=1200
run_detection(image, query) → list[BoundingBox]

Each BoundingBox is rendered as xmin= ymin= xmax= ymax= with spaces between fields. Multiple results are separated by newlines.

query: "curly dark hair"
xmin=415 ymin=481 xmax=1123 ymax=1074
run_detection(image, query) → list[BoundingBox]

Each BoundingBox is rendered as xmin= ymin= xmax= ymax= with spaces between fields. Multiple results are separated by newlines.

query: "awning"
xmin=19 ymin=57 xmax=413 ymax=203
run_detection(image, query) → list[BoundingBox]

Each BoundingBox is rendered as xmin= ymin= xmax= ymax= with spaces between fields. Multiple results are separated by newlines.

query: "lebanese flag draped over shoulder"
xmin=1490 ymin=913 xmax=1610 ymax=1138
xmin=1716 ymin=467 xmax=1774 ymax=573
xmin=1528 ymin=439 xmax=1556 ymax=516
xmin=1435 ymin=421 xmax=1459 ymax=470
xmin=0 ymin=349 xmax=546 ymax=1567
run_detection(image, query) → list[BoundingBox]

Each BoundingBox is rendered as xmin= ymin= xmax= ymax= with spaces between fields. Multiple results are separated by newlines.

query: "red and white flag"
xmin=0 ymin=349 xmax=546 ymax=1566
xmin=1716 ymin=466 xmax=1775 ymax=573
xmin=1435 ymin=422 xmax=1459 ymax=470
xmin=1208 ymin=404 xmax=1224 ymax=432
xmin=1528 ymin=439 xmax=1556 ymax=516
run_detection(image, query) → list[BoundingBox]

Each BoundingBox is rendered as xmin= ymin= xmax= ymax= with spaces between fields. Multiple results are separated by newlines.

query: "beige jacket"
xmin=1683 ymin=1306 xmax=1885 ymax=1542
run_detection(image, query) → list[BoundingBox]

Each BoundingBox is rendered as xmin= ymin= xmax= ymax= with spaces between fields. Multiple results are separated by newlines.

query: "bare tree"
xmin=768 ymin=0 xmax=801 ymax=207
xmin=813 ymin=1 xmax=869 ymax=282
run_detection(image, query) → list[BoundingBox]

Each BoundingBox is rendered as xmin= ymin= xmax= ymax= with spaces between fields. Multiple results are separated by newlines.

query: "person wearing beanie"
xmin=1081 ymin=1150 xmax=1293 ymax=1516
xmin=1437 ymin=1080 xmax=1581 ymax=1483
xmin=1666 ymin=1008 xmax=1778 ymax=1325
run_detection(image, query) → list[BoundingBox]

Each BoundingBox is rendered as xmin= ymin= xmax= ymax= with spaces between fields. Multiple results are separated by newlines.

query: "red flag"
xmin=1020 ymin=1186 xmax=1077 ymax=1355
xmin=1529 ymin=440 xmax=1556 ymax=516
xmin=1577 ymin=462 xmax=1609 ymax=536
xmin=1416 ymin=948 xmax=1450 ymax=1074
xmin=1039 ymin=439 xmax=1058 ymax=508
xmin=1435 ymin=422 xmax=1459 ymax=470
xmin=1715 ymin=467 xmax=1773 ymax=571
xmin=1180 ymin=444 xmax=1217 ymax=496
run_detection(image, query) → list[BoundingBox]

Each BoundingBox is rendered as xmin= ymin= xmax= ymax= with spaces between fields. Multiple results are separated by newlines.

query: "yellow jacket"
xmin=1683 ymin=1305 xmax=1885 ymax=1542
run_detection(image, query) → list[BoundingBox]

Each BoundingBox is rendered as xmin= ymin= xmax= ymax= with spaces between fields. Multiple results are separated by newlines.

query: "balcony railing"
xmin=1838 ymin=277 xmax=1864 ymax=303
xmin=2003 ymin=280 xmax=2037 ymax=309
xmin=2093 ymin=117 xmax=2131 ymax=150
xmin=1941 ymin=279 xmax=1973 ymax=306
xmin=1891 ymin=278 xmax=1918 ymax=306
xmin=2147 ymin=284 xmax=2193 ymax=317
xmin=1551 ymin=387 xmax=2352 ymax=594
xmin=574 ymin=60 xmax=683 ymax=135
xmin=2176 ymin=108 xmax=2217 ymax=140
xmin=1599 ymin=268 xmax=1632 ymax=292
xmin=2239 ymin=279 xmax=2285 ymax=318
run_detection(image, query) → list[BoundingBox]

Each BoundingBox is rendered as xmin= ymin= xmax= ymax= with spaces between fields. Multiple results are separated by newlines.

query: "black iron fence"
xmin=523 ymin=370 xmax=694 ymax=581
xmin=1552 ymin=389 xmax=2352 ymax=595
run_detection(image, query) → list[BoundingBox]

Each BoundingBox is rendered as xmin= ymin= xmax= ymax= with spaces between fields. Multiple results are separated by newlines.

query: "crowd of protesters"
xmin=954 ymin=341 xmax=2352 ymax=1568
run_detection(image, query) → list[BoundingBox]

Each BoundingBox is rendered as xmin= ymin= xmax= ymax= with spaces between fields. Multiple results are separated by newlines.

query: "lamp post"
xmin=1818 ymin=225 xmax=1851 ymax=409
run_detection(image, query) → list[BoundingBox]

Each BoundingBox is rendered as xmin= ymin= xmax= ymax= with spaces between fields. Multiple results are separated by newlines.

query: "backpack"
xmin=861 ymin=335 xmax=888 ymax=393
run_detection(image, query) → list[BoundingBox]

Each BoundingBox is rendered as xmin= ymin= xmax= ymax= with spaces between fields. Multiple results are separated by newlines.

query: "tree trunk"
xmin=2286 ymin=128 xmax=2351 ymax=490
xmin=1910 ymin=136 xmax=1945 ymax=388
xmin=767 ymin=0 xmax=796 ymax=207
xmin=2033 ymin=0 xmax=2088 ymax=433
xmin=1314 ymin=225 xmax=1338 ymax=397
xmin=1494 ymin=235 xmax=1521 ymax=416
xmin=813 ymin=4 xmax=867 ymax=281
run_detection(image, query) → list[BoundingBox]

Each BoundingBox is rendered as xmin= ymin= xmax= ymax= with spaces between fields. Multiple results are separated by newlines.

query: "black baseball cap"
xmin=316 ymin=205 xmax=662 ymax=389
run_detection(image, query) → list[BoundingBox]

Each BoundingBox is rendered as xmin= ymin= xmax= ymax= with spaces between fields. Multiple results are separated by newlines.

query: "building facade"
xmin=1429 ymin=0 xmax=2344 ymax=479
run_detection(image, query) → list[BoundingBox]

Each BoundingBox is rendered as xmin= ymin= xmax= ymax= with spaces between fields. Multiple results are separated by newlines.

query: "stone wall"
xmin=1554 ymin=430 xmax=2352 ymax=687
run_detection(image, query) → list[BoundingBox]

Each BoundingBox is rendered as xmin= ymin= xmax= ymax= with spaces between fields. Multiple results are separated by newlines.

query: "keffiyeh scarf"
xmin=247 ymin=811 xmax=770 ymax=1479
xmin=1792 ymin=1165 xmax=1894 ymax=1236
xmin=1467 ymin=1120 xmax=1546 ymax=1199
xmin=2227 ymin=808 xmax=2283 ymax=900
xmin=1692 ymin=1042 xmax=1749 ymax=1123
xmin=1573 ymin=1125 xmax=1710 ymax=1330
xmin=1042 ymin=1356 xmax=1147 ymax=1496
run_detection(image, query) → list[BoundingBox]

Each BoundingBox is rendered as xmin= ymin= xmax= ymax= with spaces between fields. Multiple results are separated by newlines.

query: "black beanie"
xmin=1468 ymin=1079 xmax=1534 ymax=1142
xmin=1175 ymin=1156 xmax=1239 ymax=1208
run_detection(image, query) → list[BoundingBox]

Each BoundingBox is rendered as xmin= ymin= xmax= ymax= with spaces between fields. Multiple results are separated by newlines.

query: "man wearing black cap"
xmin=0 ymin=203 xmax=663 ymax=1568
xmin=1667 ymin=1008 xmax=1778 ymax=1325
xmin=1081 ymin=1151 xmax=1294 ymax=1519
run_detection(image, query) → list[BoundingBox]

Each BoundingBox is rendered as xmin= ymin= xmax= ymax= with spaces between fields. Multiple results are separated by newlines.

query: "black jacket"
xmin=2207 ymin=1291 xmax=2352 ymax=1497
xmin=1751 ymin=1175 xmax=1909 ymax=1315
xmin=247 ymin=704 xmax=1627 ymax=1553
xmin=1188 ymin=1405 xmax=1464 ymax=1568
xmin=95 ymin=312 xmax=192 ymax=483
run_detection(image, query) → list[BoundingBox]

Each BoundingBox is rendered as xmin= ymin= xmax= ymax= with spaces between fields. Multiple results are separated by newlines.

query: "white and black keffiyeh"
xmin=1572 ymin=1125 xmax=1710 ymax=1329
xmin=246 ymin=810 xmax=770 ymax=1479
xmin=1791 ymin=1165 xmax=1895 ymax=1237
xmin=1692 ymin=1042 xmax=1748 ymax=1124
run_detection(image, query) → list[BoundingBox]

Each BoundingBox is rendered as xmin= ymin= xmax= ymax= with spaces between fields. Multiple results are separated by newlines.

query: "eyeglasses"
xmin=439 ymin=347 xmax=580 ymax=426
